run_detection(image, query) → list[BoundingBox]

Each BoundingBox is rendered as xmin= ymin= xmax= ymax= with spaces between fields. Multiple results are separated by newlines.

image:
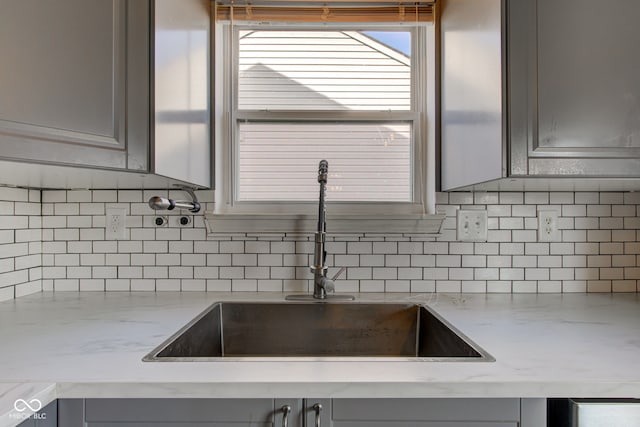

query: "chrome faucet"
xmin=286 ymin=160 xmax=354 ymax=301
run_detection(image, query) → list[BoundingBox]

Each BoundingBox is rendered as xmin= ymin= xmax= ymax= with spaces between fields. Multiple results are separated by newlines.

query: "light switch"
xmin=456 ymin=209 xmax=488 ymax=242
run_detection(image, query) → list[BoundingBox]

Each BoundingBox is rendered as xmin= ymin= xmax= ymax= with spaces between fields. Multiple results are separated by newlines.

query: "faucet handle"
xmin=331 ymin=266 xmax=346 ymax=281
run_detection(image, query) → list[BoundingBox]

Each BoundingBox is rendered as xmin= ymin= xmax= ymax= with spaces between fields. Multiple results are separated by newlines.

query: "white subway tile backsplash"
xmin=562 ymin=205 xmax=587 ymax=217
xmin=574 ymin=217 xmax=599 ymax=229
xmin=524 ymin=243 xmax=550 ymax=255
xmin=487 ymin=280 xmax=512 ymax=293
xmin=587 ymin=280 xmax=612 ymax=292
xmin=575 ymin=192 xmax=599 ymax=204
xmin=81 ymin=254 xmax=105 ymax=266
xmin=436 ymin=280 xmax=461 ymax=293
xmin=500 ymin=268 xmax=524 ymax=280
xmin=612 ymin=255 xmax=636 ymax=267
xmin=0 ymin=216 xmax=29 ymax=229
xmin=612 ymin=280 xmax=636 ymax=292
xmin=67 ymin=266 xmax=91 ymax=279
xmin=538 ymin=281 xmax=562 ymax=293
xmin=525 ymin=192 xmax=549 ymax=204
xmin=4 ymin=189 xmax=640 ymax=300
xmin=513 ymin=281 xmax=537 ymax=293
xmin=600 ymin=192 xmax=624 ymax=204
xmin=169 ymin=266 xmax=194 ymax=279
xmin=449 ymin=192 xmax=473 ymax=205
xmin=538 ymin=256 xmax=562 ymax=268
xmin=525 ymin=268 xmax=550 ymax=280
xmin=475 ymin=268 xmax=499 ymax=280
xmin=513 ymin=256 xmax=536 ymax=268
xmin=487 ymin=230 xmax=511 ymax=242
xmin=550 ymin=268 xmax=573 ymax=280
xmin=131 ymin=279 xmax=155 ymax=291
xmin=576 ymin=268 xmax=599 ymax=280
xmin=501 ymin=243 xmax=525 ymax=255
xmin=93 ymin=266 xmax=117 ymax=279
xmin=563 ymin=280 xmax=587 ymax=293
xmin=550 ymin=192 xmax=574 ymax=204
xmin=499 ymin=192 xmax=524 ymax=205
xmin=474 ymin=192 xmax=499 ymax=205
xmin=488 ymin=205 xmax=511 ymax=217
xmin=41 ymin=190 xmax=66 ymax=203
xmin=54 ymin=279 xmax=79 ymax=291
xmin=487 ymin=255 xmax=512 ymax=268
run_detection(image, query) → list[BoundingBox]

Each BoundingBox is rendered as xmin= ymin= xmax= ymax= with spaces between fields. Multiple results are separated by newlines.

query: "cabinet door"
xmin=328 ymin=398 xmax=520 ymax=426
xmin=0 ymin=0 xmax=148 ymax=171
xmin=58 ymin=398 xmax=301 ymax=427
xmin=153 ymin=0 xmax=211 ymax=187
xmin=509 ymin=0 xmax=640 ymax=176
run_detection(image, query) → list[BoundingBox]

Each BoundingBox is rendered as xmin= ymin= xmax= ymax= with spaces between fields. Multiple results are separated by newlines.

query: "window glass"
xmin=238 ymin=30 xmax=411 ymax=111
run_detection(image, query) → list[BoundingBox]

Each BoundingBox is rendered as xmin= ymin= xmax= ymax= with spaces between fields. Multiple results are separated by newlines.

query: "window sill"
xmin=204 ymin=213 xmax=445 ymax=235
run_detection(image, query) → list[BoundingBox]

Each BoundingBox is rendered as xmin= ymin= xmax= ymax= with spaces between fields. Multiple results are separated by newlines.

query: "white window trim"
xmin=207 ymin=22 xmax=443 ymax=234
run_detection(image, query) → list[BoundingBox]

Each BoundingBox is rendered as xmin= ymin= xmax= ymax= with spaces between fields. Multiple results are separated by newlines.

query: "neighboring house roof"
xmin=238 ymin=30 xmax=411 ymax=111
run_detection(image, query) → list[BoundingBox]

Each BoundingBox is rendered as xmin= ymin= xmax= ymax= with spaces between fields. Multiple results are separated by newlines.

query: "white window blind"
xmin=238 ymin=122 xmax=412 ymax=201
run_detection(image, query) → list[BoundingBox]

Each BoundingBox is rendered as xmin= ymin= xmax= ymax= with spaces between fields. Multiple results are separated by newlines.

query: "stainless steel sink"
xmin=143 ymin=302 xmax=493 ymax=361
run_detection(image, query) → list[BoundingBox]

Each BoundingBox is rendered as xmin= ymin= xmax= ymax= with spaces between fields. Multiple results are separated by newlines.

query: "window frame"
xmin=208 ymin=21 xmax=442 ymax=234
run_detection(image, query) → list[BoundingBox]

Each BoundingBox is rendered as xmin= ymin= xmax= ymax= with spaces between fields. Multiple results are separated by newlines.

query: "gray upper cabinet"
xmin=509 ymin=0 xmax=640 ymax=177
xmin=440 ymin=0 xmax=505 ymax=191
xmin=0 ymin=0 xmax=149 ymax=171
xmin=153 ymin=0 xmax=211 ymax=187
xmin=441 ymin=0 xmax=640 ymax=190
xmin=0 ymin=0 xmax=211 ymax=189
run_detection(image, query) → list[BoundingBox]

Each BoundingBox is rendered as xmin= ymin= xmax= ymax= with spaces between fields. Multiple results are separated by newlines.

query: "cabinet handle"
xmin=281 ymin=404 xmax=291 ymax=427
xmin=313 ymin=403 xmax=322 ymax=427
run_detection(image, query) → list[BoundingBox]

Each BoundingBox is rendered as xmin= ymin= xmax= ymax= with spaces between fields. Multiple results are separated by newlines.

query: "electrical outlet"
xmin=538 ymin=210 xmax=560 ymax=242
xmin=105 ymin=208 xmax=127 ymax=240
xmin=457 ymin=209 xmax=488 ymax=242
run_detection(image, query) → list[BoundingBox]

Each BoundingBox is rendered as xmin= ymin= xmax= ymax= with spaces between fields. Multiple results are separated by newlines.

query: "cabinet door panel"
xmin=0 ymin=0 xmax=148 ymax=171
xmin=88 ymin=424 xmax=270 ymax=427
xmin=537 ymin=0 xmax=640 ymax=155
xmin=333 ymin=423 xmax=517 ymax=427
xmin=332 ymin=398 xmax=520 ymax=422
xmin=84 ymin=398 xmax=274 ymax=423
xmin=509 ymin=0 xmax=640 ymax=177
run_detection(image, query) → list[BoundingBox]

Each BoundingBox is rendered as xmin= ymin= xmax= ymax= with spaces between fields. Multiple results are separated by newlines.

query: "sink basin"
xmin=143 ymin=302 xmax=493 ymax=361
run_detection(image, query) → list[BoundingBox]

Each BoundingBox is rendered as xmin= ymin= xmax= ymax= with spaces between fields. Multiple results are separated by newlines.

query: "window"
xmin=210 ymin=3 xmax=441 ymax=233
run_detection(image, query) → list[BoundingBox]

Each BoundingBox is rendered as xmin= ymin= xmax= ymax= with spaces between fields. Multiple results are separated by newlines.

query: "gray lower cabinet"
xmin=57 ymin=398 xmax=302 ymax=427
xmin=16 ymin=400 xmax=57 ymax=427
xmin=0 ymin=0 xmax=149 ymax=172
xmin=305 ymin=398 xmax=529 ymax=427
xmin=30 ymin=398 xmax=544 ymax=426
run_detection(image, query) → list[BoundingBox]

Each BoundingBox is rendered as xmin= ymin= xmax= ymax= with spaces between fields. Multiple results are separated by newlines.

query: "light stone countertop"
xmin=1 ymin=291 xmax=640 ymax=425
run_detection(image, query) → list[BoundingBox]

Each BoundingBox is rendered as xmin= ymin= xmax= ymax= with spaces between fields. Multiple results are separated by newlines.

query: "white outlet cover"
xmin=106 ymin=207 xmax=127 ymax=240
xmin=456 ymin=209 xmax=488 ymax=242
xmin=538 ymin=210 xmax=560 ymax=242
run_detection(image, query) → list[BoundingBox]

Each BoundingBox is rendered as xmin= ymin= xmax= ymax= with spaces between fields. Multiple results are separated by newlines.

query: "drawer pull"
xmin=281 ymin=404 xmax=291 ymax=427
xmin=313 ymin=403 xmax=322 ymax=427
